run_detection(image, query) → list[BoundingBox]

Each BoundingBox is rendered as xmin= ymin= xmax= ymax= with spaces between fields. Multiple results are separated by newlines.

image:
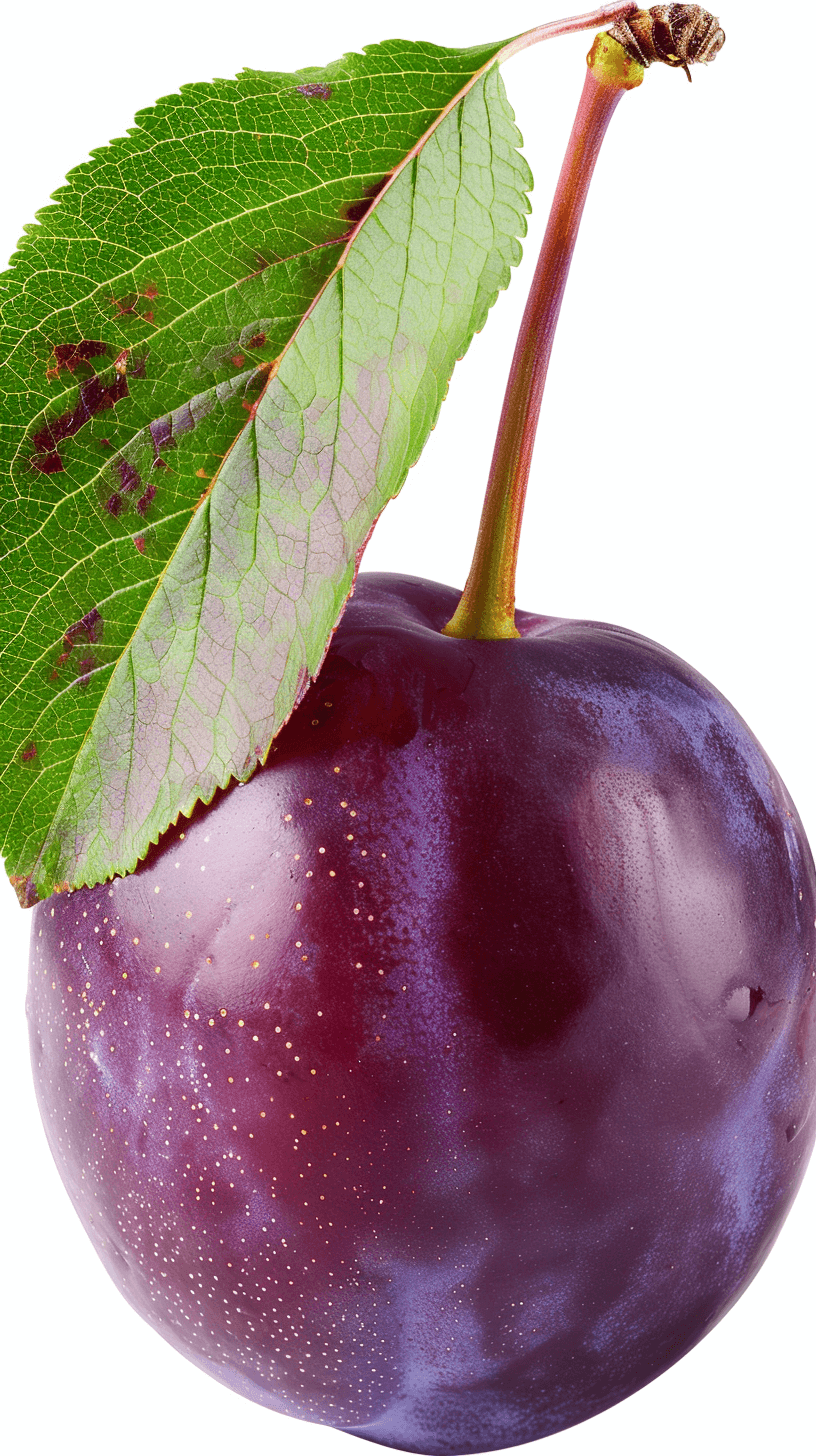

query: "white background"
xmin=1 ymin=1 xmax=814 ymax=1453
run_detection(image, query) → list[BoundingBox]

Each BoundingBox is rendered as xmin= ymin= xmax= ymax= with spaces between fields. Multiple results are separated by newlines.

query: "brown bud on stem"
xmin=609 ymin=5 xmax=725 ymax=82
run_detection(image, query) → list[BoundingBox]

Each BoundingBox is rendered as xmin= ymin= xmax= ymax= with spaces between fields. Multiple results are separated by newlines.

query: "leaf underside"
xmin=0 ymin=37 xmax=532 ymax=903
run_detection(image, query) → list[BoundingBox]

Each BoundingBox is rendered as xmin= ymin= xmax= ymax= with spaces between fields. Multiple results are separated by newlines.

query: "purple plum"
xmin=27 ymin=573 xmax=816 ymax=1454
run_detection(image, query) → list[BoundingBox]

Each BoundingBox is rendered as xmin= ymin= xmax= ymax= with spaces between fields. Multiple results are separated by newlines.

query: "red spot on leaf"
xmin=47 ymin=340 xmax=108 ymax=379
xmin=133 ymin=535 xmax=146 ymax=553
xmin=21 ymin=742 xmax=37 ymax=761
xmin=33 ymin=370 xmax=129 ymax=471
xmin=74 ymin=655 xmax=97 ymax=687
xmin=231 ymin=353 xmax=245 ymax=368
xmin=77 ymin=607 xmax=102 ymax=644
xmin=149 ymin=416 xmax=173 ymax=462
xmin=247 ymin=333 xmax=266 ymax=349
xmin=344 ymin=175 xmax=392 ymax=224
xmin=37 ymin=452 xmax=65 ymax=474
xmin=105 ymin=493 xmax=124 ymax=516
xmin=296 ymin=82 xmax=333 ymax=100
xmin=111 ymin=292 xmax=155 ymax=324
xmin=141 ymin=284 xmax=159 ymax=300
xmin=110 ymin=293 xmax=139 ymax=316
xmin=116 ymin=458 xmax=141 ymax=493
xmin=136 ymin=481 xmax=156 ymax=516
xmin=52 ymin=608 xmax=103 ymax=677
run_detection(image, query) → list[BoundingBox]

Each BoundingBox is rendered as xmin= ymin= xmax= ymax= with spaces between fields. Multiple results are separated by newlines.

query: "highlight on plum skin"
xmin=27 ymin=575 xmax=816 ymax=1455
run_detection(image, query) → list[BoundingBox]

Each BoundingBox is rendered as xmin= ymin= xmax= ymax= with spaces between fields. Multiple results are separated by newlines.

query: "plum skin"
xmin=27 ymin=573 xmax=816 ymax=1455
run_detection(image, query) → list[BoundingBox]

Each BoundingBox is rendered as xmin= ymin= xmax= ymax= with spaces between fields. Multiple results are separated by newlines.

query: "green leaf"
xmin=0 ymin=36 xmax=533 ymax=903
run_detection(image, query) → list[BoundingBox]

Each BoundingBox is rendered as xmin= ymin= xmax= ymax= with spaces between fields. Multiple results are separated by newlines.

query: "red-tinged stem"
xmin=499 ymin=4 xmax=638 ymax=60
xmin=444 ymin=33 xmax=644 ymax=640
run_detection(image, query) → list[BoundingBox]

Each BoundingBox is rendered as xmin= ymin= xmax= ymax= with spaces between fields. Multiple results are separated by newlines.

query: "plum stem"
xmin=443 ymin=33 xmax=644 ymax=640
